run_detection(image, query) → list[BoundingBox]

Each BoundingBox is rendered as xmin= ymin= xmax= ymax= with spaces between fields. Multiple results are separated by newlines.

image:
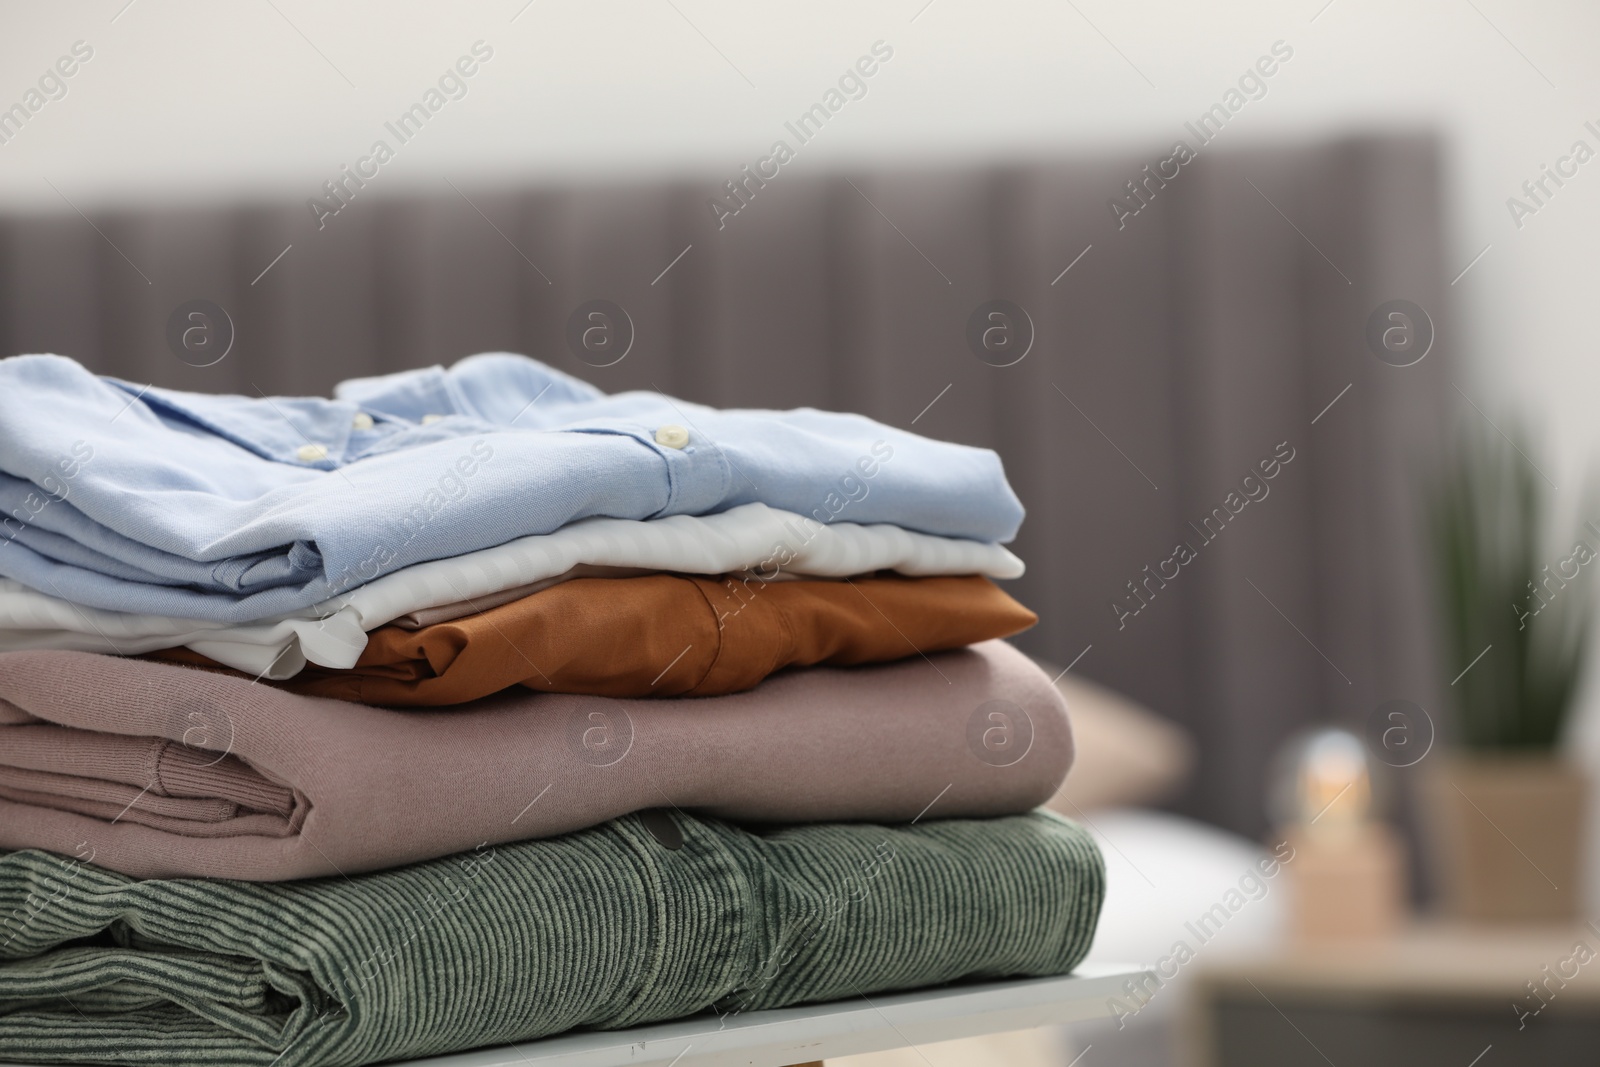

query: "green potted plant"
xmin=1424 ymin=425 xmax=1593 ymax=922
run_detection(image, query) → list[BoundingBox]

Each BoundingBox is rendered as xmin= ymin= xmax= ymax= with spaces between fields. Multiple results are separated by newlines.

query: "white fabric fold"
xmin=0 ymin=503 xmax=1023 ymax=679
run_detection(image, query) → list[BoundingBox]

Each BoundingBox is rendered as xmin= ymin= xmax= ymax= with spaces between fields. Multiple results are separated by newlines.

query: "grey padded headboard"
xmin=0 ymin=134 xmax=1449 ymax=838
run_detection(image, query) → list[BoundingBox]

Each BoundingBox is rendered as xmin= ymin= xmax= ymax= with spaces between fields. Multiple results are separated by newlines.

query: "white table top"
xmin=0 ymin=965 xmax=1146 ymax=1067
xmin=398 ymin=965 xmax=1145 ymax=1067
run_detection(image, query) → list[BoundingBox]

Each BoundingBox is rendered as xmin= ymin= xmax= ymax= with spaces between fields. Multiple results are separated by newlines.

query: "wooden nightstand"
xmin=1187 ymin=925 xmax=1600 ymax=1065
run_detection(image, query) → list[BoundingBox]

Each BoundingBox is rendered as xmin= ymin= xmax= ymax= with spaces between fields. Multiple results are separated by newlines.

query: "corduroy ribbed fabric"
xmin=0 ymin=810 xmax=1103 ymax=1067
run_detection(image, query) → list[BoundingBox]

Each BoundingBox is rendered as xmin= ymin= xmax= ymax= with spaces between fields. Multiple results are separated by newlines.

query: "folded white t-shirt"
xmin=0 ymin=503 xmax=1023 ymax=679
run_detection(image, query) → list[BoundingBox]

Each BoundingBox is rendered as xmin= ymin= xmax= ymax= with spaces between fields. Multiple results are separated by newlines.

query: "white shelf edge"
xmin=402 ymin=966 xmax=1149 ymax=1067
xmin=0 ymin=966 xmax=1151 ymax=1067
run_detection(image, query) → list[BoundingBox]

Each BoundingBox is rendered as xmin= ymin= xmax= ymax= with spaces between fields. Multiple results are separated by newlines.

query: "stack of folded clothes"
xmin=0 ymin=352 xmax=1104 ymax=1067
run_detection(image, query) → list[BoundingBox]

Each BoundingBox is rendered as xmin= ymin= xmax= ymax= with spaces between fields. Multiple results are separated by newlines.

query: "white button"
xmin=421 ymin=413 xmax=444 ymax=425
xmin=351 ymin=412 xmax=374 ymax=431
xmin=296 ymin=443 xmax=328 ymax=462
xmin=654 ymin=424 xmax=690 ymax=449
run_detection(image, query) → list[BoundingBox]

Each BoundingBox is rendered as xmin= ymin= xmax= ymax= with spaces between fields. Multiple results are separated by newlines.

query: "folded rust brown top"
xmin=153 ymin=573 xmax=1036 ymax=705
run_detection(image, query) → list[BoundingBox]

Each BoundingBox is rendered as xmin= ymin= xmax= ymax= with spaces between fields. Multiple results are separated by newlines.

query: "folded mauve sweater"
xmin=0 ymin=810 xmax=1104 ymax=1067
xmin=0 ymin=640 xmax=1068 ymax=880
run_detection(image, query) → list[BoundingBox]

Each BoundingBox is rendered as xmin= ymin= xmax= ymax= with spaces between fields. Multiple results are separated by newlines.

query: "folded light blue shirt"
xmin=0 ymin=353 xmax=1023 ymax=623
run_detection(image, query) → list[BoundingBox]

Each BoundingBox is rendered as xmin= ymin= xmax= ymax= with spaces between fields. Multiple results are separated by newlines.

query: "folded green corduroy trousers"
xmin=0 ymin=809 xmax=1103 ymax=1067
